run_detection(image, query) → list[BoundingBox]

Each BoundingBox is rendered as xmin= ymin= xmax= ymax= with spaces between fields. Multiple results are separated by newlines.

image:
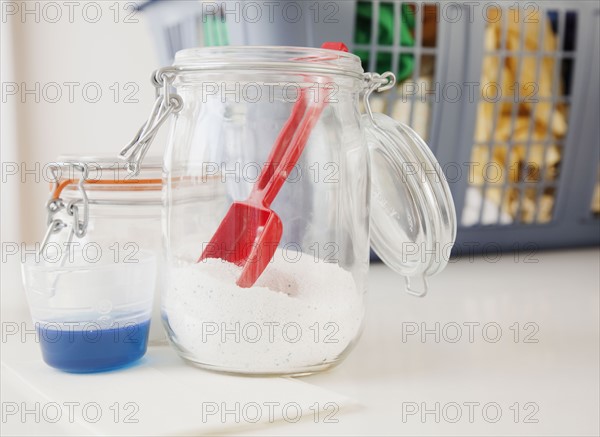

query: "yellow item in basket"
xmin=469 ymin=7 xmax=567 ymax=224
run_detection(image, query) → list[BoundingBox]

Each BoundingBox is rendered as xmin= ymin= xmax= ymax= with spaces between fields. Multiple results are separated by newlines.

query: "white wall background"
xmin=1 ymin=1 xmax=162 ymax=311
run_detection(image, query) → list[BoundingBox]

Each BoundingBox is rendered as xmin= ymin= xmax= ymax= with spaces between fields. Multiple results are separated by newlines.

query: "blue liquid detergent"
xmin=36 ymin=319 xmax=151 ymax=373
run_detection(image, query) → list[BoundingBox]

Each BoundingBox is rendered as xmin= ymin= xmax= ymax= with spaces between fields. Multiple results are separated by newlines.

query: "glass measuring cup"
xmin=22 ymin=252 xmax=156 ymax=373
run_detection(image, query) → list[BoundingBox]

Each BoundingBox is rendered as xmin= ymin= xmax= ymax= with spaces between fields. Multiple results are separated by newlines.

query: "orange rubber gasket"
xmin=51 ymin=178 xmax=162 ymax=200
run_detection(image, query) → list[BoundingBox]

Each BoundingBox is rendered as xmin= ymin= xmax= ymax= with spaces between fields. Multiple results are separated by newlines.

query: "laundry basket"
xmin=139 ymin=0 xmax=600 ymax=253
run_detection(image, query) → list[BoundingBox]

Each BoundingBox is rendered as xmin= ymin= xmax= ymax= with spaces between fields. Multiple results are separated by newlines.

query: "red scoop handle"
xmin=248 ymin=42 xmax=348 ymax=208
xmin=248 ymin=88 xmax=327 ymax=208
xmin=249 ymin=92 xmax=308 ymax=205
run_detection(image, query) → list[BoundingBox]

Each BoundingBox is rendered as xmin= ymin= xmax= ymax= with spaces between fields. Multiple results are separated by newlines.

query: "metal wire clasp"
xmin=363 ymin=71 xmax=396 ymax=122
xmin=39 ymin=163 xmax=90 ymax=257
xmin=120 ymin=67 xmax=183 ymax=176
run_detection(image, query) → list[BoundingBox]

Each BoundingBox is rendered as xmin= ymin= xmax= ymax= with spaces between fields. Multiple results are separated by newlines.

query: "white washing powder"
xmin=163 ymin=250 xmax=365 ymax=373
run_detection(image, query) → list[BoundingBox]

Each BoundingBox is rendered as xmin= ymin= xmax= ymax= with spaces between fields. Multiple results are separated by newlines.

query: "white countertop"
xmin=2 ymin=248 xmax=599 ymax=436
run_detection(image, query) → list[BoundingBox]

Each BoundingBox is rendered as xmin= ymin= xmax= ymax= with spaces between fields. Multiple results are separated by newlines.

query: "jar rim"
xmin=172 ymin=46 xmax=365 ymax=81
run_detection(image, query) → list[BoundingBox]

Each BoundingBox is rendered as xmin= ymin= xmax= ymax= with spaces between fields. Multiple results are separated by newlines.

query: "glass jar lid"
xmin=365 ymin=113 xmax=456 ymax=297
xmin=54 ymin=155 xmax=163 ymax=205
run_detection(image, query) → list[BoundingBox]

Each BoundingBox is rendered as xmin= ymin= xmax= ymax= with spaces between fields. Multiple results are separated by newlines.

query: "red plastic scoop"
xmin=200 ymin=43 xmax=348 ymax=288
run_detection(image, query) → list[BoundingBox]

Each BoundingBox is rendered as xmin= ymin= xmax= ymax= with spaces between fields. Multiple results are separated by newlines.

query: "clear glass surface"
xmin=162 ymin=47 xmax=369 ymax=375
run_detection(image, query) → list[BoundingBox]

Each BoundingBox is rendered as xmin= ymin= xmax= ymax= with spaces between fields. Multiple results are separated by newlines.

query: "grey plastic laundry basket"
xmin=139 ymin=0 xmax=600 ymax=253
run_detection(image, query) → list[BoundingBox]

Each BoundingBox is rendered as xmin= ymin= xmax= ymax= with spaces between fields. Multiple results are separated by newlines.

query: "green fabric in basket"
xmin=204 ymin=13 xmax=229 ymax=46
xmin=354 ymin=2 xmax=415 ymax=81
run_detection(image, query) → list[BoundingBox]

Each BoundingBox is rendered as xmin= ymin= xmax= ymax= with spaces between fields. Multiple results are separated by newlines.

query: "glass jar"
xmin=22 ymin=157 xmax=164 ymax=372
xmin=123 ymin=45 xmax=456 ymax=375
